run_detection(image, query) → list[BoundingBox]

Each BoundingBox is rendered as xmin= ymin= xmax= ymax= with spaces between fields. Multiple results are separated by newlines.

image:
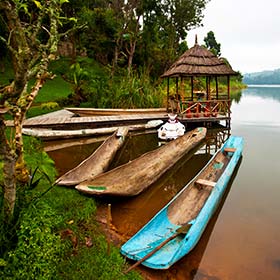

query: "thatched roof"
xmin=161 ymin=42 xmax=237 ymax=78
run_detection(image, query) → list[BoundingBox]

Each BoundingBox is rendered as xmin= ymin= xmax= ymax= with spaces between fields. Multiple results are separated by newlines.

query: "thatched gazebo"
xmin=161 ymin=36 xmax=237 ymax=120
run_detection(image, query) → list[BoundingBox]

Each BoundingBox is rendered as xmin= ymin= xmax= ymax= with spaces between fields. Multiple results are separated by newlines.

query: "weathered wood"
xmin=14 ymin=110 xmax=168 ymax=130
xmin=75 ymin=127 xmax=207 ymax=196
xmin=55 ymin=127 xmax=128 ymax=186
xmin=224 ymin=147 xmax=236 ymax=153
xmin=195 ymin=179 xmax=216 ymax=188
xmin=22 ymin=120 xmax=163 ymax=140
xmin=66 ymin=107 xmax=166 ymax=116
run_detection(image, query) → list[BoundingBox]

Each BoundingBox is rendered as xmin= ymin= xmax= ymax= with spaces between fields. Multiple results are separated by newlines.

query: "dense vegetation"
xmin=243 ymin=69 xmax=280 ymax=84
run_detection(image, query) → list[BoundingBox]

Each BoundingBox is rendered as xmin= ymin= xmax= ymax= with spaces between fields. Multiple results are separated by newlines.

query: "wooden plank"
xmin=224 ymin=147 xmax=236 ymax=153
xmin=195 ymin=179 xmax=216 ymax=188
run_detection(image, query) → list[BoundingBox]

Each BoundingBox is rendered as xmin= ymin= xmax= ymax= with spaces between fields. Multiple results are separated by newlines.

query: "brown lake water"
xmin=47 ymin=85 xmax=280 ymax=280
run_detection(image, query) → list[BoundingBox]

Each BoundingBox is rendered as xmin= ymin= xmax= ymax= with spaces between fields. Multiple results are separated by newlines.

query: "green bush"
xmin=2 ymin=203 xmax=65 ymax=280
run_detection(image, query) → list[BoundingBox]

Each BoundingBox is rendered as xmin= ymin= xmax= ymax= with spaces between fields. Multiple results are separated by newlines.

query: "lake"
xmin=47 ymin=85 xmax=280 ymax=280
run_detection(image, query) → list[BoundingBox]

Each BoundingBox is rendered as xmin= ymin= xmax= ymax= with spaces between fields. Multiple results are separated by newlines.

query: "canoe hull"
xmin=66 ymin=107 xmax=166 ymax=116
xmin=23 ymin=120 xmax=163 ymax=140
xmin=55 ymin=127 xmax=128 ymax=186
xmin=121 ymin=136 xmax=243 ymax=269
xmin=75 ymin=127 xmax=207 ymax=196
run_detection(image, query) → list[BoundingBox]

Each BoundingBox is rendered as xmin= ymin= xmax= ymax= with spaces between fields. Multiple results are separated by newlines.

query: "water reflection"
xmin=246 ymin=85 xmax=280 ymax=102
xmin=230 ymin=90 xmax=242 ymax=104
xmin=231 ymin=85 xmax=280 ymax=127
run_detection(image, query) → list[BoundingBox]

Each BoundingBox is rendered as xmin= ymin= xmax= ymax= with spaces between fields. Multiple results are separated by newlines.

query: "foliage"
xmin=0 ymin=135 xmax=57 ymax=253
xmin=57 ymin=235 xmax=141 ymax=280
xmin=204 ymin=31 xmax=221 ymax=57
xmin=84 ymin=67 xmax=166 ymax=109
xmin=60 ymin=0 xmax=209 ymax=78
xmin=23 ymin=137 xmax=57 ymax=185
xmin=1 ymin=203 xmax=65 ymax=280
xmin=1 ymin=176 xmax=140 ymax=279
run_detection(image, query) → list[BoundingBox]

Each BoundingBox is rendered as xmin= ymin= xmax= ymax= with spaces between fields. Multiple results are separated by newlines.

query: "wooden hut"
xmin=161 ymin=36 xmax=237 ymax=125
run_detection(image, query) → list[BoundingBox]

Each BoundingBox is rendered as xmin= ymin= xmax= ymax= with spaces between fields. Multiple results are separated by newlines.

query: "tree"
xmin=137 ymin=0 xmax=209 ymax=77
xmin=0 ymin=0 xmax=72 ymax=221
xmin=64 ymin=0 xmax=209 ymax=77
xmin=204 ymin=30 xmax=221 ymax=57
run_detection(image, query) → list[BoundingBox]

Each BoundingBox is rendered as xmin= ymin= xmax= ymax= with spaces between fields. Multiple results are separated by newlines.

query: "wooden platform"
xmin=5 ymin=108 xmax=230 ymax=130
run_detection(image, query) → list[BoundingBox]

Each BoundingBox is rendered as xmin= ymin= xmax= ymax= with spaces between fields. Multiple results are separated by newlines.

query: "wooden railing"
xmin=178 ymin=100 xmax=231 ymax=118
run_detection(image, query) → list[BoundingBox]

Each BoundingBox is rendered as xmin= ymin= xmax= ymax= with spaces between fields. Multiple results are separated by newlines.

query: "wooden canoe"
xmin=66 ymin=107 xmax=166 ymax=116
xmin=75 ymin=127 xmax=207 ymax=196
xmin=121 ymin=136 xmax=243 ymax=269
xmin=23 ymin=120 xmax=163 ymax=140
xmin=55 ymin=127 xmax=128 ymax=186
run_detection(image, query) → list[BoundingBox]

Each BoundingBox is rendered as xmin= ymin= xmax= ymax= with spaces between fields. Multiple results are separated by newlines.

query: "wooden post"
xmin=206 ymin=76 xmax=210 ymax=100
xmin=167 ymin=78 xmax=170 ymax=111
xmin=180 ymin=76 xmax=183 ymax=99
xmin=176 ymin=77 xmax=179 ymax=97
xmin=215 ymin=76 xmax=218 ymax=99
xmin=106 ymin=204 xmax=112 ymax=255
xmin=227 ymin=75 xmax=230 ymax=99
xmin=191 ymin=76 xmax=194 ymax=101
xmin=227 ymin=75 xmax=231 ymax=118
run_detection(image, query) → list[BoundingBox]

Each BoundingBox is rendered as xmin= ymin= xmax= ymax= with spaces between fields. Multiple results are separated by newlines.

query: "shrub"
xmin=2 ymin=203 xmax=65 ymax=280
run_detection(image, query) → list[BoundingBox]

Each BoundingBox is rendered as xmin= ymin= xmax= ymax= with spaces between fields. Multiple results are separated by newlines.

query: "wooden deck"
xmin=5 ymin=107 xmax=231 ymax=130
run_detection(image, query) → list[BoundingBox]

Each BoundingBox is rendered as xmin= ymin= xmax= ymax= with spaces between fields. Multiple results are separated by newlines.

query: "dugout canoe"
xmin=55 ymin=127 xmax=128 ymax=186
xmin=23 ymin=120 xmax=163 ymax=140
xmin=66 ymin=107 xmax=166 ymax=116
xmin=121 ymin=135 xmax=243 ymax=270
xmin=75 ymin=127 xmax=207 ymax=196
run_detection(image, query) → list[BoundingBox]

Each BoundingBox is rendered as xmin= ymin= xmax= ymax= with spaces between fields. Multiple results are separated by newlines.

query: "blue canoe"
xmin=121 ymin=135 xmax=243 ymax=270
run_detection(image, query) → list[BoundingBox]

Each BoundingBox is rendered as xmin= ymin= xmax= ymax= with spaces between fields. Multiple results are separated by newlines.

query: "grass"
xmin=33 ymin=75 xmax=72 ymax=104
xmin=0 ymin=135 xmax=142 ymax=279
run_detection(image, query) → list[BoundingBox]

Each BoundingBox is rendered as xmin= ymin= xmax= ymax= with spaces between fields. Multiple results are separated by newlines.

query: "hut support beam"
xmin=227 ymin=75 xmax=230 ymax=99
xmin=215 ymin=76 xmax=218 ymax=99
xmin=167 ymin=78 xmax=170 ymax=111
xmin=191 ymin=76 xmax=194 ymax=101
xmin=227 ymin=75 xmax=231 ymax=119
xmin=176 ymin=77 xmax=179 ymax=97
xmin=206 ymin=76 xmax=210 ymax=100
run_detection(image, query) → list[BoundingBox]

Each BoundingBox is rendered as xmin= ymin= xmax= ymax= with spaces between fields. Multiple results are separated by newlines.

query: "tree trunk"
xmin=0 ymin=117 xmax=16 ymax=221
xmin=127 ymin=40 xmax=136 ymax=76
xmin=14 ymin=78 xmax=46 ymax=184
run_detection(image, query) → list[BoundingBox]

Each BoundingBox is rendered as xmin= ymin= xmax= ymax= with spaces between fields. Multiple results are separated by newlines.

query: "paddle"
xmin=124 ymin=223 xmax=191 ymax=274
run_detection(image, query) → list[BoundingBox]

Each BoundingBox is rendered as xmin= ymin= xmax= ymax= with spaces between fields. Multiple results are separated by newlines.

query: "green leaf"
xmin=60 ymin=0 xmax=69 ymax=4
xmin=33 ymin=0 xmax=42 ymax=9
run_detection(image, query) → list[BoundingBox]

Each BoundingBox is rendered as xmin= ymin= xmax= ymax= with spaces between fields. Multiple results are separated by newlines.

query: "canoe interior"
xmin=167 ymin=149 xmax=230 ymax=225
xmin=55 ymin=127 xmax=128 ymax=186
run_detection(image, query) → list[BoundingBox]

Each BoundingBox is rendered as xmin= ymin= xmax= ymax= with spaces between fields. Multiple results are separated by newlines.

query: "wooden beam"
xmin=167 ymin=77 xmax=170 ymax=111
xmin=215 ymin=76 xmax=218 ymax=99
xmin=191 ymin=76 xmax=194 ymax=100
xmin=227 ymin=75 xmax=230 ymax=99
xmin=224 ymin=147 xmax=236 ymax=153
xmin=176 ymin=77 xmax=179 ymax=101
xmin=195 ymin=179 xmax=216 ymax=188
